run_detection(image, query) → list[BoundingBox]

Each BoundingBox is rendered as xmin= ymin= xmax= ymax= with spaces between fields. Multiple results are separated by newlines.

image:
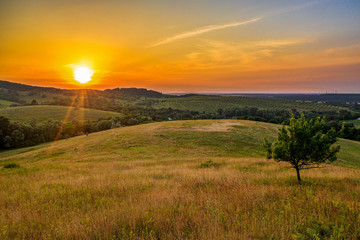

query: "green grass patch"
xmin=345 ymin=119 xmax=360 ymax=128
xmin=0 ymin=99 xmax=17 ymax=108
xmin=155 ymin=96 xmax=347 ymax=113
xmin=3 ymin=163 xmax=20 ymax=169
xmin=0 ymin=105 xmax=122 ymax=123
xmin=199 ymin=160 xmax=224 ymax=168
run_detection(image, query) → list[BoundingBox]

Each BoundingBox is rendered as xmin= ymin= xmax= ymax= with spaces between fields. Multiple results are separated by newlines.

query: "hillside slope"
xmin=0 ymin=120 xmax=359 ymax=166
xmin=0 ymin=99 xmax=17 ymax=108
xmin=0 ymin=105 xmax=122 ymax=123
xmin=0 ymin=120 xmax=359 ymax=239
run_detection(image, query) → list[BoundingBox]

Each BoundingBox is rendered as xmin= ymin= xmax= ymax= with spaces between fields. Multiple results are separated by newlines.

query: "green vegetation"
xmin=199 ymin=160 xmax=223 ymax=168
xmin=0 ymin=120 xmax=359 ymax=239
xmin=2 ymin=163 xmax=20 ymax=169
xmin=0 ymin=99 xmax=17 ymax=108
xmin=156 ymin=95 xmax=348 ymax=112
xmin=265 ymin=115 xmax=340 ymax=184
xmin=0 ymin=105 xmax=122 ymax=123
xmin=346 ymin=119 xmax=360 ymax=128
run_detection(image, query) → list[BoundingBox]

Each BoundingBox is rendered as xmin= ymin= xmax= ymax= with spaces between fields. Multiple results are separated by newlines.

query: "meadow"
xmin=156 ymin=95 xmax=348 ymax=113
xmin=0 ymin=120 xmax=359 ymax=239
xmin=346 ymin=119 xmax=360 ymax=128
xmin=0 ymin=105 xmax=122 ymax=123
xmin=0 ymin=99 xmax=17 ymax=108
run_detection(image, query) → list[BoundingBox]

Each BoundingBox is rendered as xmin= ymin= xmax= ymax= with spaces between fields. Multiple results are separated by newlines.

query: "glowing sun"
xmin=73 ymin=66 xmax=94 ymax=84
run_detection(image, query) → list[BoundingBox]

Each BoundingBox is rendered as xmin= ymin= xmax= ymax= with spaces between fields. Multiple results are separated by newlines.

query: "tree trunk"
xmin=295 ymin=167 xmax=302 ymax=185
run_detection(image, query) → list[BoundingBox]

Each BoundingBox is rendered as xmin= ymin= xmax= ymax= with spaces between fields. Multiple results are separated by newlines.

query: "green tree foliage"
xmin=264 ymin=114 xmax=340 ymax=184
xmin=31 ymin=99 xmax=38 ymax=105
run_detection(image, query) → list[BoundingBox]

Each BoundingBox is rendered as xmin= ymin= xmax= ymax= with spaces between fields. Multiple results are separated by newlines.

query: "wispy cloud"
xmin=149 ymin=1 xmax=321 ymax=48
xmin=149 ymin=17 xmax=263 ymax=48
xmin=180 ymin=38 xmax=312 ymax=70
xmin=323 ymin=42 xmax=360 ymax=55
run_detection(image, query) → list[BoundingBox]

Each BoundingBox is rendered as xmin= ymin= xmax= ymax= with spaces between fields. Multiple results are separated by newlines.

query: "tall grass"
xmin=0 ymin=120 xmax=359 ymax=239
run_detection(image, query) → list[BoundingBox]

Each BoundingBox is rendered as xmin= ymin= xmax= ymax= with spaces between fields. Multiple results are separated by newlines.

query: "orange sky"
xmin=0 ymin=0 xmax=359 ymax=93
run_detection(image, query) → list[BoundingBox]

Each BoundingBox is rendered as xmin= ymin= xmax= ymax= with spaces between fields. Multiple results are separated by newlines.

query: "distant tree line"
xmin=1 ymin=105 xmax=360 ymax=150
xmin=212 ymin=107 xmax=360 ymax=141
xmin=0 ymin=115 xmax=147 ymax=149
xmin=0 ymin=105 xmax=212 ymax=149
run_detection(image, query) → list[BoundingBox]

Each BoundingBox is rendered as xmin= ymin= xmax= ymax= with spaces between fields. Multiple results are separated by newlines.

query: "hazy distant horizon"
xmin=2 ymin=79 xmax=360 ymax=95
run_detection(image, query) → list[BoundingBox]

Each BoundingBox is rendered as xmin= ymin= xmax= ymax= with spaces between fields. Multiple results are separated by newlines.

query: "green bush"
xmin=3 ymin=163 xmax=20 ymax=169
xmin=127 ymin=118 xmax=139 ymax=126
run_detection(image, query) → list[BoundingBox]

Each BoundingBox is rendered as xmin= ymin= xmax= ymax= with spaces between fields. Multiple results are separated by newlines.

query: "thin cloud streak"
xmin=149 ymin=1 xmax=321 ymax=48
xmin=149 ymin=17 xmax=263 ymax=47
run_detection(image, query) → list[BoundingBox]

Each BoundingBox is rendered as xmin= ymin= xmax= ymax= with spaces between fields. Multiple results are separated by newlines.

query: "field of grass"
xmin=0 ymin=105 xmax=122 ymax=123
xmin=346 ymin=119 xmax=360 ymax=128
xmin=0 ymin=120 xmax=359 ymax=239
xmin=156 ymin=95 xmax=348 ymax=113
xmin=0 ymin=99 xmax=17 ymax=108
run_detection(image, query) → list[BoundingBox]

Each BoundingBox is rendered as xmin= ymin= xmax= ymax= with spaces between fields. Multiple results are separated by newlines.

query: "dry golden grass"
xmin=0 ymin=120 xmax=359 ymax=239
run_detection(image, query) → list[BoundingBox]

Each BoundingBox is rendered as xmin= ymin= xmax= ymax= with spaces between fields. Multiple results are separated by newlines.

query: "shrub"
xmin=127 ymin=118 xmax=139 ymax=126
xmin=3 ymin=163 xmax=20 ymax=169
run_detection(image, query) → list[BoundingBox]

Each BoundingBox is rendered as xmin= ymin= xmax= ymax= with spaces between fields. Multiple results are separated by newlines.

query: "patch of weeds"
xmin=3 ymin=163 xmax=20 ymax=169
xmin=293 ymin=217 xmax=356 ymax=240
xmin=199 ymin=160 xmax=224 ymax=168
xmin=293 ymin=218 xmax=332 ymax=239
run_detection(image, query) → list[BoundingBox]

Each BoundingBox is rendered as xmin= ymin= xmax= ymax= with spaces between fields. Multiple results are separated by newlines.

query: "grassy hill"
xmin=0 ymin=120 xmax=359 ymax=239
xmin=0 ymin=80 xmax=164 ymax=106
xmin=0 ymin=105 xmax=122 ymax=123
xmin=156 ymin=95 xmax=348 ymax=112
xmin=0 ymin=99 xmax=17 ymax=108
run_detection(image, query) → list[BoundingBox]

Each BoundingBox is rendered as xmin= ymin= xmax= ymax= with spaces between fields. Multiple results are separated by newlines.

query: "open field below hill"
xmin=0 ymin=100 xmax=17 ymax=108
xmin=0 ymin=120 xmax=359 ymax=239
xmin=156 ymin=96 xmax=348 ymax=113
xmin=0 ymin=105 xmax=122 ymax=123
xmin=346 ymin=119 xmax=360 ymax=128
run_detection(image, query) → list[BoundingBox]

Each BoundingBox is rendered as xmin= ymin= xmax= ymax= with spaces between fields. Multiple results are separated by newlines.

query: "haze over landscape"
xmin=1 ymin=0 xmax=359 ymax=92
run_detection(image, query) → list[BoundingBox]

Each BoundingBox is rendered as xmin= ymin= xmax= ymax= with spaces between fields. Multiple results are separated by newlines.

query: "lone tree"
xmin=264 ymin=114 xmax=341 ymax=184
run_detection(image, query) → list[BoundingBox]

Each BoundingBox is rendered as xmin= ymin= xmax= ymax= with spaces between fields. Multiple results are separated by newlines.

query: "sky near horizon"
xmin=0 ymin=0 xmax=359 ymax=93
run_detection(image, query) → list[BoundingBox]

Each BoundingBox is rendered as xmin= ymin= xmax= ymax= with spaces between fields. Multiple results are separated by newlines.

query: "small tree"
xmin=264 ymin=114 xmax=340 ymax=184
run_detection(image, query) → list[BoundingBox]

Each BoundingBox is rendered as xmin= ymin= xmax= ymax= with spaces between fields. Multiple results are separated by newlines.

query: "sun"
xmin=73 ymin=66 xmax=94 ymax=84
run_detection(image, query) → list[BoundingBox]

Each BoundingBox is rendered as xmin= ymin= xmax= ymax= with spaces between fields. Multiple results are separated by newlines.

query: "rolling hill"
xmin=0 ymin=80 xmax=164 ymax=105
xmin=156 ymin=95 xmax=348 ymax=113
xmin=0 ymin=105 xmax=122 ymax=123
xmin=0 ymin=80 xmax=355 ymax=115
xmin=0 ymin=120 xmax=359 ymax=239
